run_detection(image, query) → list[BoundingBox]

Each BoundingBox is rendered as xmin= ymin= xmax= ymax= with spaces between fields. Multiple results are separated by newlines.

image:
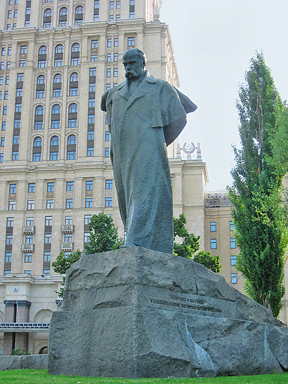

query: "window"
xmin=106 ymin=84 xmax=111 ymax=91
xmin=32 ymin=151 xmax=41 ymax=161
xmin=88 ymin=100 xmax=95 ymax=108
xmin=9 ymin=184 xmax=16 ymax=194
xmin=113 ymin=68 xmax=118 ymax=77
xmin=0 ymin=153 xmax=3 ymax=162
xmin=84 ymin=232 xmax=90 ymax=243
xmin=13 ymin=135 xmax=19 ymax=144
xmin=5 ymin=253 xmax=12 ymax=263
xmin=66 ymin=181 xmax=73 ymax=191
xmin=46 ymin=199 xmax=54 ymax=209
xmin=44 ymin=251 xmax=51 ymax=262
xmin=0 ymin=91 xmax=2 ymax=100
xmin=8 ymin=10 xmax=12 ymax=19
xmin=33 ymin=137 xmax=42 ymax=147
xmin=4 ymin=270 xmax=11 ymax=276
xmin=8 ymin=201 xmax=15 ymax=211
xmin=105 ymin=197 xmax=112 ymax=207
xmin=71 ymin=43 xmax=80 ymax=52
xmin=27 ymin=200 xmax=34 ymax=210
xmin=128 ymin=37 xmax=135 ymax=46
xmin=53 ymin=89 xmax=61 ymax=97
xmin=8 ymin=47 xmax=12 ymax=55
xmin=4 ymin=91 xmax=8 ymax=100
xmin=109 ymin=15 xmax=114 ymax=22
xmin=89 ymin=68 xmax=96 ymax=77
xmin=64 ymin=233 xmax=72 ymax=242
xmin=53 ymin=73 xmax=62 ymax=83
xmin=1 ymin=48 xmax=5 ymax=56
xmin=91 ymin=54 xmax=98 ymax=62
xmin=231 ymin=273 xmax=237 ymax=284
xmin=52 ymin=104 xmax=61 ymax=114
xmin=6 ymin=62 xmax=10 ymax=70
xmin=36 ymin=90 xmax=45 ymax=98
xmin=129 ymin=0 xmax=135 ymax=18
xmin=88 ymin=115 xmax=95 ymax=124
xmin=85 ymin=198 xmax=92 ymax=208
xmin=59 ymin=8 xmax=68 ymax=16
xmin=210 ymin=239 xmax=217 ymax=249
xmin=114 ymin=53 xmax=118 ymax=62
xmin=55 ymin=44 xmax=64 ymax=53
xmin=69 ymin=88 xmax=78 ymax=96
xmin=66 ymin=199 xmax=73 ymax=209
xmin=230 ymin=239 xmax=236 ymax=249
xmin=116 ymin=14 xmax=120 ymax=21
xmin=67 ymin=134 xmax=76 ymax=145
xmin=116 ymin=1 xmax=120 ymax=8
xmin=43 ymin=269 xmax=50 ymax=276
xmin=0 ymin=76 xmax=3 ymax=84
xmin=6 ymin=234 xmax=13 ymax=245
xmin=107 ymin=39 xmax=112 ymax=48
xmin=14 ymin=10 xmax=18 ymax=18
xmin=25 ymin=21 xmax=30 ymax=27
xmin=25 ymin=235 xmax=33 ymax=244
xmin=105 ymin=148 xmax=109 ymax=157
xmin=231 ymin=255 xmax=237 ymax=266
xmin=89 ymin=84 xmax=95 ymax=92
xmin=24 ymin=270 xmax=31 ymax=275
xmin=5 ymin=76 xmax=9 ymax=85
xmin=87 ymin=132 xmax=94 ymax=140
xmin=114 ymin=38 xmax=118 ymax=47
xmin=69 ymin=103 xmax=77 ymax=114
xmin=1 ymin=137 xmax=5 ymax=147
xmin=7 ymin=217 xmax=14 ymax=227
xmin=24 ymin=253 xmax=32 ymax=263
xmin=15 ymin=104 xmax=21 ymax=112
xmin=87 ymin=147 xmax=94 ymax=157
xmin=45 ymin=216 xmax=52 ymax=226
xmin=3 ymin=106 xmax=7 ymax=115
xmin=28 ymin=183 xmax=35 ymax=193
xmin=17 ymin=73 xmax=23 ymax=82
xmin=210 ymin=222 xmax=216 ymax=232
xmin=16 ymin=89 xmax=22 ymax=97
xmin=26 ymin=217 xmax=34 ymax=226
xmin=65 ymin=216 xmax=73 ymax=225
xmin=20 ymin=45 xmax=27 ymax=54
xmin=230 ymin=221 xmax=235 ymax=231
xmin=35 ymin=105 xmax=44 ymax=115
xmin=37 ymin=75 xmax=45 ymax=85
xmin=0 ymin=62 xmax=4 ymax=70
xmin=44 ymin=233 xmax=52 ymax=244
xmin=44 ymin=9 xmax=52 ymax=17
xmin=110 ymin=1 xmax=114 ymax=9
xmin=105 ymin=179 xmax=113 ymax=189
xmin=55 ymin=59 xmax=63 ymax=67
xmin=91 ymin=40 xmax=98 ymax=49
xmin=47 ymin=182 xmax=54 ymax=192
xmin=84 ymin=215 xmax=92 ymax=225
xmin=86 ymin=180 xmax=93 ymax=190
xmin=38 ymin=60 xmax=46 ymax=68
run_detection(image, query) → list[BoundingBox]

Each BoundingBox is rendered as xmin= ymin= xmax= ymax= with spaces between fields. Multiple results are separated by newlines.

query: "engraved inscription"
xmin=150 ymin=296 xmax=222 ymax=314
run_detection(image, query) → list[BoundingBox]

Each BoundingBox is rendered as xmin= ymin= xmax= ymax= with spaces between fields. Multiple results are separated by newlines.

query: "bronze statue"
xmin=101 ymin=48 xmax=196 ymax=253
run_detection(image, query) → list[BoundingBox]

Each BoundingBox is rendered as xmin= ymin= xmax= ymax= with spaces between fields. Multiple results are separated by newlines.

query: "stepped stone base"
xmin=48 ymin=247 xmax=288 ymax=378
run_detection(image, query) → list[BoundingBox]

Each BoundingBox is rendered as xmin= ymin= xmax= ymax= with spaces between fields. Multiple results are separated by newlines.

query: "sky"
xmin=160 ymin=0 xmax=288 ymax=191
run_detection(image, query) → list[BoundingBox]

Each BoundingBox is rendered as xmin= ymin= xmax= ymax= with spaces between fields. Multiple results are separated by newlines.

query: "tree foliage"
xmin=52 ymin=213 xmax=123 ymax=297
xmin=173 ymin=214 xmax=200 ymax=258
xmin=84 ymin=212 xmax=123 ymax=254
xmin=193 ymin=251 xmax=222 ymax=273
xmin=228 ymin=52 xmax=288 ymax=318
xmin=173 ymin=214 xmax=221 ymax=273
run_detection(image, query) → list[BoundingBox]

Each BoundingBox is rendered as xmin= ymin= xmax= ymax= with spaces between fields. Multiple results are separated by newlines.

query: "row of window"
xmin=210 ymin=238 xmax=236 ymax=249
xmin=210 ymin=221 xmax=235 ymax=232
xmin=8 ymin=196 xmax=113 ymax=211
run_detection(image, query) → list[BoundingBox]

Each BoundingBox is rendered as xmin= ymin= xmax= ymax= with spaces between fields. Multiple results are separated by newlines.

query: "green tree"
xmin=193 ymin=251 xmax=222 ymax=273
xmin=173 ymin=214 xmax=221 ymax=273
xmin=52 ymin=213 xmax=123 ymax=297
xmin=228 ymin=52 xmax=288 ymax=318
xmin=84 ymin=212 xmax=123 ymax=254
xmin=52 ymin=249 xmax=83 ymax=298
xmin=173 ymin=213 xmax=200 ymax=258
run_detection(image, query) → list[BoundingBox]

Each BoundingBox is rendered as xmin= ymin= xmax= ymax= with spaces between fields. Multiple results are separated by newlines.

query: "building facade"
xmin=0 ymin=0 xmax=209 ymax=355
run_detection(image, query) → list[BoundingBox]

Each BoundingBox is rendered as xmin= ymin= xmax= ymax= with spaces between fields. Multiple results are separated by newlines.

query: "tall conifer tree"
xmin=228 ymin=52 xmax=288 ymax=318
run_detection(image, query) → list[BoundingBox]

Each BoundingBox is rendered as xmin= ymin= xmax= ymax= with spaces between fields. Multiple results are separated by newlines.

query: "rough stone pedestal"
xmin=48 ymin=247 xmax=288 ymax=378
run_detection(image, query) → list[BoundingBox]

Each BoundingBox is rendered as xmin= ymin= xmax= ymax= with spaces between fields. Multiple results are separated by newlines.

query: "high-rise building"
xmin=0 ymin=0 xmax=209 ymax=355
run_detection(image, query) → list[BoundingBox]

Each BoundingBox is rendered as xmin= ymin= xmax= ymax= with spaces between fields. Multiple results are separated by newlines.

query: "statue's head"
xmin=122 ymin=48 xmax=146 ymax=79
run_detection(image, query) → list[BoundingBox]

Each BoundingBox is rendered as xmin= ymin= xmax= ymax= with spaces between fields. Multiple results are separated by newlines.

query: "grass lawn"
xmin=0 ymin=370 xmax=288 ymax=384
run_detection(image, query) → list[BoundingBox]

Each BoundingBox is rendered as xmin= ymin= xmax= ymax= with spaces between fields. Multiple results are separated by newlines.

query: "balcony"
xmin=62 ymin=225 xmax=74 ymax=234
xmin=23 ymin=226 xmax=35 ymax=235
xmin=61 ymin=242 xmax=74 ymax=252
xmin=0 ymin=323 xmax=49 ymax=333
xmin=22 ymin=244 xmax=34 ymax=252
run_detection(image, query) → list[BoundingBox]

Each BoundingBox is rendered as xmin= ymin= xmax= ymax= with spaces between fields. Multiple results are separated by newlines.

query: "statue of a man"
xmin=101 ymin=48 xmax=196 ymax=254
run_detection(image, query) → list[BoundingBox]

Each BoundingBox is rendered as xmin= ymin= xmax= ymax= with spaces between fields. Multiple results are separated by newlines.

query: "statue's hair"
xmin=123 ymin=48 xmax=146 ymax=67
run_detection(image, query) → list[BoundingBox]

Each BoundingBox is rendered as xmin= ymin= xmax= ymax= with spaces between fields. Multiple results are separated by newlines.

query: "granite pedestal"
xmin=48 ymin=247 xmax=288 ymax=378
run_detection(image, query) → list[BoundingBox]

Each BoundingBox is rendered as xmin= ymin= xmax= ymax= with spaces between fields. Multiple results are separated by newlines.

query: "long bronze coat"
xmin=101 ymin=72 xmax=188 ymax=253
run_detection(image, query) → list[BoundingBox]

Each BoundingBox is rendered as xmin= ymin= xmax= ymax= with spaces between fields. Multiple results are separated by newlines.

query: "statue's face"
xmin=123 ymin=51 xmax=144 ymax=79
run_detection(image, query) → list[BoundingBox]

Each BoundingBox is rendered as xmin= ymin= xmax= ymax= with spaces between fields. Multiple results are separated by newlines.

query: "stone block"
xmin=48 ymin=247 xmax=288 ymax=378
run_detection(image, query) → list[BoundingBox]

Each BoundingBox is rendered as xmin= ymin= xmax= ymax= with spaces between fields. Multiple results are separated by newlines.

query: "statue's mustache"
xmin=125 ymin=69 xmax=139 ymax=78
